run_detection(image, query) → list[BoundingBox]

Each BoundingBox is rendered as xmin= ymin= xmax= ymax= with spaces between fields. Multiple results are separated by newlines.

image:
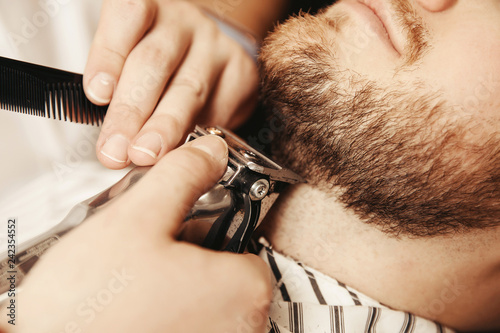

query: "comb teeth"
xmin=45 ymin=82 xmax=107 ymax=125
xmin=0 ymin=66 xmax=45 ymax=117
xmin=0 ymin=57 xmax=107 ymax=125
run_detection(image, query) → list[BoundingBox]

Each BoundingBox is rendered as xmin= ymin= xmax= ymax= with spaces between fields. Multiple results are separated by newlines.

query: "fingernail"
xmin=87 ymin=72 xmax=114 ymax=104
xmin=191 ymin=135 xmax=228 ymax=162
xmin=131 ymin=132 xmax=163 ymax=159
xmin=101 ymin=134 xmax=129 ymax=163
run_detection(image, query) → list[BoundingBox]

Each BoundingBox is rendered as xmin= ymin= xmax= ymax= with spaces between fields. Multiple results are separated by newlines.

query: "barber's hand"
xmin=9 ymin=136 xmax=271 ymax=333
xmin=84 ymin=0 xmax=258 ymax=169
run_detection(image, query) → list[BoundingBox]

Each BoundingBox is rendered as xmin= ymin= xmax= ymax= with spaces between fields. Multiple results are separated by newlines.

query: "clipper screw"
xmin=249 ymin=179 xmax=270 ymax=201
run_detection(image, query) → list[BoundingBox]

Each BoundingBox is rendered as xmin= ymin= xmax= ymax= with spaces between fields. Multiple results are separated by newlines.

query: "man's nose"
xmin=415 ymin=0 xmax=457 ymax=12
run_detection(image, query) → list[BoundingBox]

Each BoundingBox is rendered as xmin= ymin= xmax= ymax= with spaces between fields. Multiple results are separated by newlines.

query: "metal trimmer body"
xmin=0 ymin=125 xmax=304 ymax=301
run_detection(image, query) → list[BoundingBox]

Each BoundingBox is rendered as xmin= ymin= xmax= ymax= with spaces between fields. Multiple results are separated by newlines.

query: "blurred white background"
xmin=0 ymin=0 xmax=129 ymax=245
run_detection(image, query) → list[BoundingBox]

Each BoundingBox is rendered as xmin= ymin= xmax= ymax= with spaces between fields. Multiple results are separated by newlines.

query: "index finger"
xmin=109 ymin=135 xmax=228 ymax=237
xmin=83 ymin=0 xmax=157 ymax=105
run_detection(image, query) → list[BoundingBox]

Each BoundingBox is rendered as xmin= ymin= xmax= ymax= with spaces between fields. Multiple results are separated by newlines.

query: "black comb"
xmin=0 ymin=56 xmax=108 ymax=125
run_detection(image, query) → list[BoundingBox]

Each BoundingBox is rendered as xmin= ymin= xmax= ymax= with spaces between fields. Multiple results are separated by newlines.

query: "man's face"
xmin=325 ymin=0 xmax=500 ymax=126
xmin=259 ymin=1 xmax=500 ymax=329
xmin=259 ymin=0 xmax=500 ymax=237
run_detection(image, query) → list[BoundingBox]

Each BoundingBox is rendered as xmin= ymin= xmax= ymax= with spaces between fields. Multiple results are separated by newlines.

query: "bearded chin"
xmin=258 ymin=12 xmax=500 ymax=237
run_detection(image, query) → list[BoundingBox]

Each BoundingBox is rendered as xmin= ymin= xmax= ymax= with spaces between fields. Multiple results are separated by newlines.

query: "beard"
xmin=258 ymin=3 xmax=500 ymax=237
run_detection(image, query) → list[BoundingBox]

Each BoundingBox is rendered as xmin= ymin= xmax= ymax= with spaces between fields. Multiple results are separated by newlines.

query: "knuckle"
xmin=149 ymin=113 xmax=183 ymax=137
xmin=118 ymin=102 xmax=149 ymax=119
xmin=133 ymin=42 xmax=172 ymax=69
xmin=172 ymin=1 xmax=202 ymax=18
xmin=101 ymin=103 xmax=147 ymax=133
xmin=172 ymin=71 xmax=208 ymax=100
xmin=112 ymin=0 xmax=152 ymax=24
xmin=100 ymin=44 xmax=127 ymax=65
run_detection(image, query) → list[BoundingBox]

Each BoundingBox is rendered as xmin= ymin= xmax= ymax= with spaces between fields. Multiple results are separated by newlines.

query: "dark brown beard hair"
xmin=259 ymin=12 xmax=500 ymax=237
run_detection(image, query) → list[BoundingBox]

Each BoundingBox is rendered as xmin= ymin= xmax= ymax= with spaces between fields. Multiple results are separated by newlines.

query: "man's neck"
xmin=260 ymin=183 xmax=402 ymax=295
xmin=258 ymin=183 xmax=500 ymax=331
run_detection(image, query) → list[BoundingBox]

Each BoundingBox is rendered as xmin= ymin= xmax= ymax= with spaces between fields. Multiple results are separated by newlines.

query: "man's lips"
xmin=337 ymin=0 xmax=401 ymax=56
xmin=358 ymin=0 xmax=404 ymax=55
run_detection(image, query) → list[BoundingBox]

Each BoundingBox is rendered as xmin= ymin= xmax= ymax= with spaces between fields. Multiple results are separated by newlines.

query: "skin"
xmin=258 ymin=0 xmax=500 ymax=331
xmin=0 ymin=136 xmax=271 ymax=333
xmin=334 ymin=0 xmax=500 ymax=122
xmin=84 ymin=0 xmax=287 ymax=169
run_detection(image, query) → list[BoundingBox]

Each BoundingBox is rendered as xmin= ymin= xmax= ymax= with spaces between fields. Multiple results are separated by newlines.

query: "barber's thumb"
xmin=179 ymin=134 xmax=229 ymax=200
xmin=186 ymin=135 xmax=228 ymax=164
xmin=113 ymin=135 xmax=227 ymax=233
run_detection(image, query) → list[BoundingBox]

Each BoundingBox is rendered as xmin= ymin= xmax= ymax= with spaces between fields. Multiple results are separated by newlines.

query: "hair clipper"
xmin=0 ymin=125 xmax=304 ymax=300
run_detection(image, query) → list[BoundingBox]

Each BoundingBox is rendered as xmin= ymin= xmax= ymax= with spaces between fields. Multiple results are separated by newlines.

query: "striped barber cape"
xmin=255 ymin=239 xmax=455 ymax=333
